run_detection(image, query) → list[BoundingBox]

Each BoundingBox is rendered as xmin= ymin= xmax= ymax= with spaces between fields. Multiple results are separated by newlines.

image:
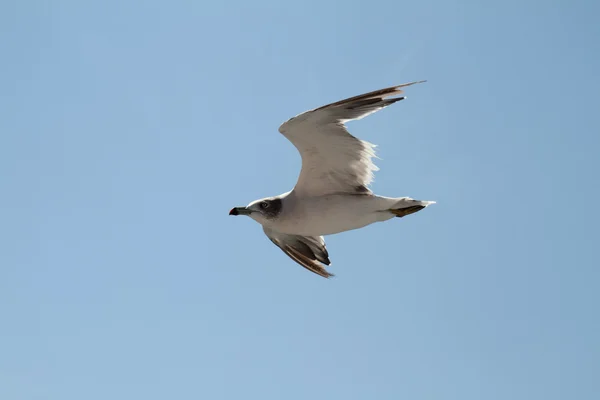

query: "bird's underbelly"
xmin=271 ymin=194 xmax=394 ymax=236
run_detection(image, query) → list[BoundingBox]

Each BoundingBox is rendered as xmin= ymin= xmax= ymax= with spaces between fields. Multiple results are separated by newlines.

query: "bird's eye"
xmin=260 ymin=201 xmax=269 ymax=209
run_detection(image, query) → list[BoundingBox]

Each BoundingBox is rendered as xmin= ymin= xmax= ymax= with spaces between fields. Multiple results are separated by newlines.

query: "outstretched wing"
xmin=278 ymin=81 xmax=425 ymax=197
xmin=263 ymin=227 xmax=333 ymax=278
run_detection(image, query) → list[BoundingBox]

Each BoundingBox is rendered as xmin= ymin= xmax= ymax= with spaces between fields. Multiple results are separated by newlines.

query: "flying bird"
xmin=229 ymin=81 xmax=435 ymax=278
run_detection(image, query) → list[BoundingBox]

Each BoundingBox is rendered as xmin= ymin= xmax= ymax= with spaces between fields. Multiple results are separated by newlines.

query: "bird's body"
xmin=230 ymin=81 xmax=435 ymax=278
xmin=264 ymin=192 xmax=432 ymax=237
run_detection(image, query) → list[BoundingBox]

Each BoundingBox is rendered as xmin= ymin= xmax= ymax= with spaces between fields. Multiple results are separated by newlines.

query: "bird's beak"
xmin=229 ymin=207 xmax=252 ymax=216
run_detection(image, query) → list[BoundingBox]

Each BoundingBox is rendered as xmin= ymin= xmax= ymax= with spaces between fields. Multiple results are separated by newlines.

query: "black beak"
xmin=229 ymin=207 xmax=251 ymax=216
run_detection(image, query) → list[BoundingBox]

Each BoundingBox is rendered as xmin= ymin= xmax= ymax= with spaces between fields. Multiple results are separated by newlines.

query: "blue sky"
xmin=1 ymin=1 xmax=599 ymax=399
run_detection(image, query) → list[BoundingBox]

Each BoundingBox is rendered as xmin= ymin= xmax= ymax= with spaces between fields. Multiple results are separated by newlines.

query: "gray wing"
xmin=263 ymin=227 xmax=333 ymax=278
xmin=278 ymin=81 xmax=426 ymax=197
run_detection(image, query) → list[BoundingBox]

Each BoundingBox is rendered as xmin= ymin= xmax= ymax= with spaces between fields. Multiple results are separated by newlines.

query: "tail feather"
xmin=388 ymin=198 xmax=435 ymax=218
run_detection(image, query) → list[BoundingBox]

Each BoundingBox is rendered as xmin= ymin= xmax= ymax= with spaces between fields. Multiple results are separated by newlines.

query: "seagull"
xmin=229 ymin=81 xmax=435 ymax=278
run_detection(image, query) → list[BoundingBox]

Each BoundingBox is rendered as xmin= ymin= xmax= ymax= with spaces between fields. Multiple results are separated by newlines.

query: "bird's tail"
xmin=388 ymin=197 xmax=436 ymax=218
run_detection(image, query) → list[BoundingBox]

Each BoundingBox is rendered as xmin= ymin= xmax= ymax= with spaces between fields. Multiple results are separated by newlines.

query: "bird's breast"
xmin=271 ymin=194 xmax=385 ymax=236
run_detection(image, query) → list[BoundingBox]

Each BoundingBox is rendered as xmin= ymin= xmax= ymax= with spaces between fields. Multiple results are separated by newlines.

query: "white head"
xmin=229 ymin=197 xmax=283 ymax=225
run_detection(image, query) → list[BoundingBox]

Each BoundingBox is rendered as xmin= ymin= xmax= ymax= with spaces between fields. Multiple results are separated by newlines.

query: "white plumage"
xmin=230 ymin=81 xmax=434 ymax=278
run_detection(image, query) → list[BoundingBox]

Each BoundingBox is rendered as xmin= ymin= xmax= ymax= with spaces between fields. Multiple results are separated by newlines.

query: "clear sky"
xmin=1 ymin=1 xmax=599 ymax=399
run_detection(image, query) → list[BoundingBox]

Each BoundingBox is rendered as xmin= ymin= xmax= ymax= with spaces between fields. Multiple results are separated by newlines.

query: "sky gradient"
xmin=1 ymin=1 xmax=599 ymax=399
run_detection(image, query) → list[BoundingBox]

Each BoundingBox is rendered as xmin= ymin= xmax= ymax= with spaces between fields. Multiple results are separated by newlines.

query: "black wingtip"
xmin=389 ymin=96 xmax=406 ymax=104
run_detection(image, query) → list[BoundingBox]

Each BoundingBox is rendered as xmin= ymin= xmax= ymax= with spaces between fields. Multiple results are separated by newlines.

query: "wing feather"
xmin=263 ymin=228 xmax=333 ymax=278
xmin=278 ymin=81 xmax=425 ymax=197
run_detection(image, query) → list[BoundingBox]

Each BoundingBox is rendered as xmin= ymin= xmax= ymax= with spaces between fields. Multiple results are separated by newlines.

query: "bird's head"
xmin=229 ymin=197 xmax=283 ymax=224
